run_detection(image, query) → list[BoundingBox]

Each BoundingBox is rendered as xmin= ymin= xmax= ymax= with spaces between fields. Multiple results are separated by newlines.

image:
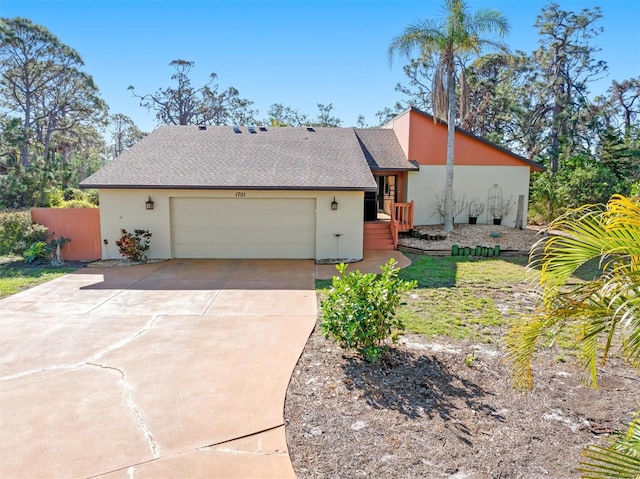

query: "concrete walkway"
xmin=316 ymin=249 xmax=412 ymax=280
xmin=0 ymin=259 xmax=317 ymax=478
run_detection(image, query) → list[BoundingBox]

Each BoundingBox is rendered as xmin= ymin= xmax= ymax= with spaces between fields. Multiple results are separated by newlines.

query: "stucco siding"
xmin=98 ymin=189 xmax=364 ymax=260
xmin=406 ymin=166 xmax=531 ymax=226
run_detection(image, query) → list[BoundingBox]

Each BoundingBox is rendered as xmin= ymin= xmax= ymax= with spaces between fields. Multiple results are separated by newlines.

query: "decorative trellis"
xmin=487 ymin=184 xmax=503 ymax=219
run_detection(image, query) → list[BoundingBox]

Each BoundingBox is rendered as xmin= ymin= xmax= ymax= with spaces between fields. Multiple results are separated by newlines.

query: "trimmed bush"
xmin=62 ymin=188 xmax=86 ymax=201
xmin=0 ymin=211 xmax=48 ymax=256
xmin=321 ymin=259 xmax=417 ymax=362
xmin=46 ymin=189 xmax=65 ymax=207
xmin=85 ymin=189 xmax=99 ymax=206
xmin=57 ymin=199 xmax=97 ymax=208
xmin=115 ymin=229 xmax=152 ymax=262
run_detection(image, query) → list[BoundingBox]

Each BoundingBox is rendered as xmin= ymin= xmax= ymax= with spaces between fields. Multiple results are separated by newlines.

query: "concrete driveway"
xmin=0 ymin=259 xmax=317 ymax=478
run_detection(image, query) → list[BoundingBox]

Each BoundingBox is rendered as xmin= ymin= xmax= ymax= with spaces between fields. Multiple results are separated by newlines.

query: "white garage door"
xmin=170 ymin=197 xmax=316 ymax=258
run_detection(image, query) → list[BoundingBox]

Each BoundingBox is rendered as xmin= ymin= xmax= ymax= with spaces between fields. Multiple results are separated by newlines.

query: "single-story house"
xmin=80 ymin=107 xmax=544 ymax=261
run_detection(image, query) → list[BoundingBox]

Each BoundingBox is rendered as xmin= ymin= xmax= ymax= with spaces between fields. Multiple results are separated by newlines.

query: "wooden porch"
xmin=363 ymin=201 xmax=414 ymax=250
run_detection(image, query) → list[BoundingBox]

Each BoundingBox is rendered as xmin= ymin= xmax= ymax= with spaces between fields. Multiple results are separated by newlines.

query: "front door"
xmin=376 ymin=175 xmax=398 ymax=214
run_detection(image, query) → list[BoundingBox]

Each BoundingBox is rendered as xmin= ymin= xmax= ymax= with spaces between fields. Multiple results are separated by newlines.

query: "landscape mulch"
xmin=285 ymin=225 xmax=639 ymax=478
xmin=399 ymin=224 xmax=543 ymax=254
xmin=285 ymin=327 xmax=638 ymax=478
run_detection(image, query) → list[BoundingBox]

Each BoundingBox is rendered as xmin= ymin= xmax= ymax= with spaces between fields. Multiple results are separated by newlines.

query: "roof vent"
xmin=259 ymin=126 xmax=267 ymax=132
xmin=233 ymin=126 xmax=241 ymax=134
xmin=198 ymin=125 xmax=206 ymax=131
xmin=306 ymin=127 xmax=315 ymax=132
xmin=248 ymin=127 xmax=257 ymax=134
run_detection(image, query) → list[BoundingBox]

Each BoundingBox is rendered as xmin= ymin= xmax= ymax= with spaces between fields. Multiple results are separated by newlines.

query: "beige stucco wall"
xmin=406 ymin=165 xmax=531 ymax=227
xmin=98 ymin=189 xmax=364 ymax=260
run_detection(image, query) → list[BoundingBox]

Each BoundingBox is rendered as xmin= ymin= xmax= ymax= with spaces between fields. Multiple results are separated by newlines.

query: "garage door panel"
xmin=170 ymin=198 xmax=316 ymax=259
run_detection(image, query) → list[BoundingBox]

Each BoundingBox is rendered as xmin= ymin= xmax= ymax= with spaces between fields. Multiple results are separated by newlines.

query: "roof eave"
xmin=370 ymin=165 xmax=419 ymax=173
xmin=79 ymin=183 xmax=378 ymax=192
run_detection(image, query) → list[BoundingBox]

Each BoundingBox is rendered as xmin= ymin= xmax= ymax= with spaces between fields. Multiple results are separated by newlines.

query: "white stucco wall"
xmin=98 ymin=189 xmax=364 ymax=260
xmin=407 ymin=165 xmax=531 ymax=227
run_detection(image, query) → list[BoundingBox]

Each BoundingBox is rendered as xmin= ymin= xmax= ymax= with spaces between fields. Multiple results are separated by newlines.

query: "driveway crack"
xmin=0 ymin=315 xmax=162 ymax=383
xmin=87 ymin=362 xmax=160 ymax=459
xmin=87 ymin=314 xmax=162 ymax=363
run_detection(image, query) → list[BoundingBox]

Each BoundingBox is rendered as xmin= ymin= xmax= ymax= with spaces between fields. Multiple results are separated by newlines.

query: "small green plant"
xmin=23 ymin=241 xmax=48 ymax=264
xmin=320 ymin=259 xmax=417 ymax=362
xmin=22 ymin=235 xmax=71 ymax=265
xmin=115 ymin=228 xmax=152 ymax=262
xmin=464 ymin=352 xmax=477 ymax=367
xmin=48 ymin=235 xmax=71 ymax=267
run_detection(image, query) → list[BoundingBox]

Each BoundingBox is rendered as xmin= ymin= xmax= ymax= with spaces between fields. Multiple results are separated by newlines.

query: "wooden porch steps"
xmin=364 ymin=221 xmax=395 ymax=250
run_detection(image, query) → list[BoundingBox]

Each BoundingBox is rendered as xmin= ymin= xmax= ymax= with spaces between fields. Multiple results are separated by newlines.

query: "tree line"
xmin=1 ymin=4 xmax=638 ymax=215
xmin=387 ymin=2 xmax=639 ymax=223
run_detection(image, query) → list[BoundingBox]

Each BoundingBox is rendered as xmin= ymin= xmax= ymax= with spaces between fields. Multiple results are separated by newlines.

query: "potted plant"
xmin=466 ymin=199 xmax=485 ymax=224
xmin=490 ymin=197 xmax=512 ymax=225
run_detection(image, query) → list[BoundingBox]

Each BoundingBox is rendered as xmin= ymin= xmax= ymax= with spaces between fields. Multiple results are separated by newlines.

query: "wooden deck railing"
xmin=391 ymin=201 xmax=414 ymax=232
xmin=390 ymin=218 xmax=399 ymax=249
xmin=389 ymin=201 xmax=414 ymax=249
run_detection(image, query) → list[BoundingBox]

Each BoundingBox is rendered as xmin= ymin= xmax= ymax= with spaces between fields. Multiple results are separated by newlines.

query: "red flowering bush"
xmin=115 ymin=228 xmax=152 ymax=262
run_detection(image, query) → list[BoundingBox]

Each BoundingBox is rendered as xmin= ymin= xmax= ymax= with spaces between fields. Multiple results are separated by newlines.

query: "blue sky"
xmin=2 ymin=0 xmax=639 ymax=133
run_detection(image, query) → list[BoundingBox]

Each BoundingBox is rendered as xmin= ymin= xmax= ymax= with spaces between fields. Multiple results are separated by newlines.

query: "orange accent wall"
xmin=398 ymin=109 xmax=540 ymax=170
xmin=31 ymin=208 xmax=102 ymax=261
xmin=385 ymin=110 xmax=411 ymax=159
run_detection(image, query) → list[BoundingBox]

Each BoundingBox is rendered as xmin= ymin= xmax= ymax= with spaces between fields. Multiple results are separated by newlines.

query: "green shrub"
xmin=58 ymin=199 xmax=97 ymax=208
xmin=62 ymin=188 xmax=86 ymax=201
xmin=23 ymin=241 xmax=49 ymax=264
xmin=321 ymin=259 xmax=417 ymax=362
xmin=46 ymin=189 xmax=65 ymax=207
xmin=115 ymin=228 xmax=152 ymax=262
xmin=85 ymin=189 xmax=99 ymax=206
xmin=0 ymin=211 xmax=48 ymax=256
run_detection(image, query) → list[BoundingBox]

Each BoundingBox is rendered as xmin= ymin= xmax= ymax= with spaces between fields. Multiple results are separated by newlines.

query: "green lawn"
xmin=0 ymin=258 xmax=75 ymax=300
xmin=397 ymin=255 xmax=535 ymax=343
xmin=315 ymin=254 xmax=595 ymax=346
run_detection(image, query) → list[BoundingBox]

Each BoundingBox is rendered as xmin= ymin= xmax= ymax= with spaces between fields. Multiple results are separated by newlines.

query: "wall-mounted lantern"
xmin=145 ymin=196 xmax=155 ymax=210
xmin=331 ymin=197 xmax=338 ymax=211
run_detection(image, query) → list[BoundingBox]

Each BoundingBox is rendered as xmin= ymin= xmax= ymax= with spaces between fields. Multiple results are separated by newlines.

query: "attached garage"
xmin=170 ymin=197 xmax=316 ymax=259
xmin=81 ymin=125 xmax=379 ymax=261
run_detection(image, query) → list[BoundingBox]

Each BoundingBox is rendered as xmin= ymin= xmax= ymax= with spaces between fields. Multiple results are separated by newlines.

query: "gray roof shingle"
xmin=81 ymin=125 xmax=378 ymax=191
xmin=355 ymin=129 xmax=419 ymax=171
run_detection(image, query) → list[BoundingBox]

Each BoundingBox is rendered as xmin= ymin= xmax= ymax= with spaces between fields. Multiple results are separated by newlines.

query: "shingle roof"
xmin=81 ymin=125 xmax=378 ymax=191
xmin=355 ymin=129 xmax=419 ymax=171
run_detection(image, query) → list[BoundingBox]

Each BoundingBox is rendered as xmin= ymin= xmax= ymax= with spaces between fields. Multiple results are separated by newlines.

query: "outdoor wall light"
xmin=331 ymin=197 xmax=338 ymax=211
xmin=145 ymin=196 xmax=155 ymax=210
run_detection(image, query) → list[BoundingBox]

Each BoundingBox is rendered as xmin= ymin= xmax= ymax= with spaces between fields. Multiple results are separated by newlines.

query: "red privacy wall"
xmin=31 ymin=208 xmax=102 ymax=261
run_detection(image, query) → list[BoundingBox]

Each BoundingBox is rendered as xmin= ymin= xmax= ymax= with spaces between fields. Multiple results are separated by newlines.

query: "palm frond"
xmin=507 ymin=195 xmax=640 ymax=391
xmin=579 ymin=416 xmax=640 ymax=479
xmin=505 ymin=311 xmax=565 ymax=391
xmin=387 ymin=21 xmax=445 ymax=66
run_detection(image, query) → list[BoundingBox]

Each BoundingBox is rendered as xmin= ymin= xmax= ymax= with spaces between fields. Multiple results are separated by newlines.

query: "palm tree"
xmin=506 ymin=194 xmax=640 ymax=477
xmin=388 ymin=0 xmax=509 ymax=232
